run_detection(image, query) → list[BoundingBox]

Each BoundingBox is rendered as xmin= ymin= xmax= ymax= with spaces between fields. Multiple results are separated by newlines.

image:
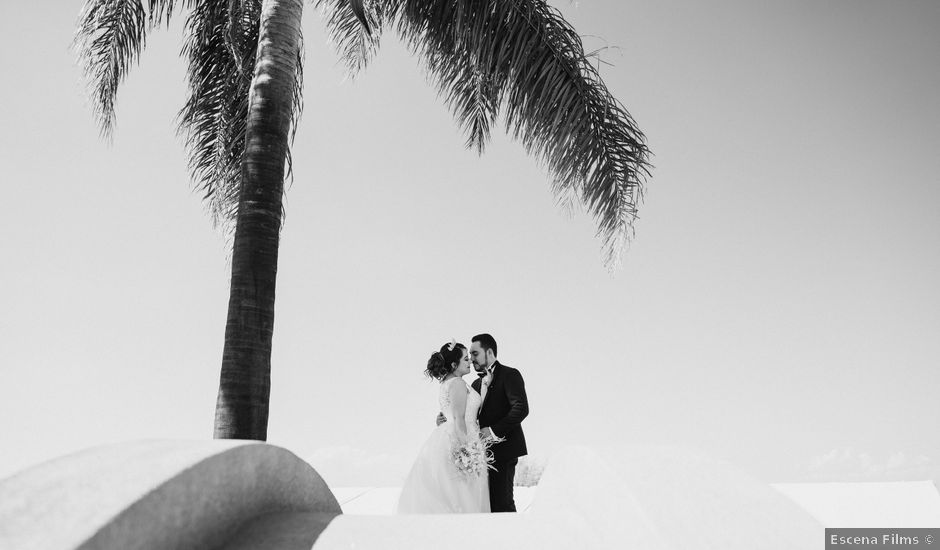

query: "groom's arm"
xmin=491 ymin=368 xmax=528 ymax=438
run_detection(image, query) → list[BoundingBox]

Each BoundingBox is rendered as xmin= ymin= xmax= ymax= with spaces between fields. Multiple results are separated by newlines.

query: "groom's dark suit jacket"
xmin=472 ymin=361 xmax=528 ymax=464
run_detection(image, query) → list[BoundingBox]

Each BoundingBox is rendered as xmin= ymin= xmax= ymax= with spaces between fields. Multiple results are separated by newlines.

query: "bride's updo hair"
xmin=425 ymin=342 xmax=466 ymax=381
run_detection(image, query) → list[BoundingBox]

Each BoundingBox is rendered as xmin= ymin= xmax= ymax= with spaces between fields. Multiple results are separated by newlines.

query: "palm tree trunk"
xmin=213 ymin=0 xmax=304 ymax=440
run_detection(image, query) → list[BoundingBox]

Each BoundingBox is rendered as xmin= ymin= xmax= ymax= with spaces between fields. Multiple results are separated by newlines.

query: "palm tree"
xmin=75 ymin=0 xmax=651 ymax=441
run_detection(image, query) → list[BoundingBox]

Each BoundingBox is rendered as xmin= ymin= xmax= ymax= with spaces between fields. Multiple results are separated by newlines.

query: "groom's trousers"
xmin=488 ymin=457 xmax=518 ymax=512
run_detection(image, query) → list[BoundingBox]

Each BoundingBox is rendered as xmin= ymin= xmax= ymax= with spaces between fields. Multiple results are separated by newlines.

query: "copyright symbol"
xmin=927 ymin=534 xmax=934 ymax=544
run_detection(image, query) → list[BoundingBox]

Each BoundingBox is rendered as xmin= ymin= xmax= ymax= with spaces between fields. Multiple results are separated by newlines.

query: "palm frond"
xmin=348 ymin=0 xmax=371 ymax=34
xmin=441 ymin=47 xmax=500 ymax=154
xmin=74 ymin=0 xmax=179 ymax=139
xmin=313 ymin=0 xmax=388 ymax=78
xmin=178 ymin=0 xmax=304 ymax=237
xmin=178 ymin=0 xmax=254 ymax=235
xmin=395 ymin=0 xmax=652 ymax=268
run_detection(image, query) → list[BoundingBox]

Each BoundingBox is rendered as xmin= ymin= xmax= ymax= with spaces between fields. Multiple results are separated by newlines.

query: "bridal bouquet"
xmin=451 ymin=434 xmax=502 ymax=479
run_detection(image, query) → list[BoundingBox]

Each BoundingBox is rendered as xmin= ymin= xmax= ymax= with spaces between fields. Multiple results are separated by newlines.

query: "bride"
xmin=396 ymin=341 xmax=490 ymax=513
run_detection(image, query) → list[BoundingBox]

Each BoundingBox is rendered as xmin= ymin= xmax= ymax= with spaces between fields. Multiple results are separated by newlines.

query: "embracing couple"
xmin=396 ymin=333 xmax=529 ymax=514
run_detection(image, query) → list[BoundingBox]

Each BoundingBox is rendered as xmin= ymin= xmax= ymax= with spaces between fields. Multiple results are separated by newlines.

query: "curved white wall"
xmin=0 ymin=439 xmax=340 ymax=550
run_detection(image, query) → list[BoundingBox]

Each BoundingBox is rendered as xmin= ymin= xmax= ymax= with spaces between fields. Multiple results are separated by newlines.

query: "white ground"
xmin=332 ymin=482 xmax=940 ymax=527
xmin=330 ymin=487 xmax=536 ymax=514
xmin=772 ymin=481 xmax=940 ymax=527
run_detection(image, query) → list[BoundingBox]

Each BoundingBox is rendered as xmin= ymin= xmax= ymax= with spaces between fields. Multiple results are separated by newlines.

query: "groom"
xmin=469 ymin=333 xmax=529 ymax=513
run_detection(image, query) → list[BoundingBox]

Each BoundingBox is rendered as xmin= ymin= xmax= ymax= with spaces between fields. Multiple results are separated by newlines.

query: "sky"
xmin=1 ymin=1 xmax=938 ymax=486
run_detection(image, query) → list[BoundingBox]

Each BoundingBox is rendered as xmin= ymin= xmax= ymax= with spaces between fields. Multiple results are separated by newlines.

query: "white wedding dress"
xmin=396 ymin=377 xmax=490 ymax=513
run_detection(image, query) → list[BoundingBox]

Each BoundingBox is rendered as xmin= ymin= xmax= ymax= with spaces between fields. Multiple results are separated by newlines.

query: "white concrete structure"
xmin=0 ymin=440 xmax=840 ymax=549
xmin=331 ymin=487 xmax=536 ymax=514
xmin=334 ymin=483 xmax=940 ymax=527
xmin=0 ymin=440 xmax=340 ymax=550
xmin=773 ymin=481 xmax=940 ymax=527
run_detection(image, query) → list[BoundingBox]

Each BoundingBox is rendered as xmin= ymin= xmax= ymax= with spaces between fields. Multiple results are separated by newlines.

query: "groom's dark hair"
xmin=472 ymin=333 xmax=498 ymax=358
